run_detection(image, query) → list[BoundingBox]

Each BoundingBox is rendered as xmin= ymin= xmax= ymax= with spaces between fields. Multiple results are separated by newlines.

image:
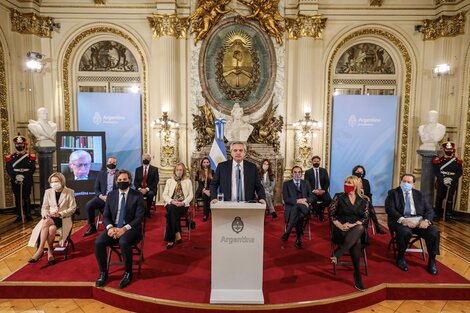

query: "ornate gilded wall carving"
xmin=327 ymin=29 xmax=412 ymax=177
xmin=63 ymin=27 xmax=148 ymax=151
xmin=189 ymin=0 xmax=232 ymax=44
xmin=248 ymin=99 xmax=283 ymax=153
xmin=435 ymin=0 xmax=457 ymax=5
xmin=335 ymin=43 xmax=395 ymax=74
xmin=460 ymin=54 xmax=470 ymax=212
xmin=0 ymin=40 xmax=13 ymax=207
xmin=192 ymin=102 xmax=216 ymax=151
xmin=148 ymin=14 xmax=189 ymax=39
xmin=370 ymin=0 xmax=382 ymax=7
xmin=285 ymin=14 xmax=327 ymax=40
xmin=215 ymin=29 xmax=260 ymax=101
xmin=79 ymin=41 xmax=139 ymax=72
xmin=10 ymin=9 xmax=53 ymax=38
xmin=423 ymin=12 xmax=466 ymax=41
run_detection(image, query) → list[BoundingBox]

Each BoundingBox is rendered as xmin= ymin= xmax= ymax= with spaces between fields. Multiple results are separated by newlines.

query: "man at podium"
xmin=210 ymin=141 xmax=266 ymax=205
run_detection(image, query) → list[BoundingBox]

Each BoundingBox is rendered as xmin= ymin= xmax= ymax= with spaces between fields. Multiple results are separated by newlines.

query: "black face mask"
xmin=107 ymin=163 xmax=117 ymax=170
xmin=444 ymin=150 xmax=453 ymax=156
xmin=117 ymin=181 xmax=130 ymax=190
xmin=354 ymin=172 xmax=363 ymax=178
xmin=16 ymin=146 xmax=25 ymax=152
xmin=142 ymin=159 xmax=150 ymax=165
xmin=312 ymin=163 xmax=320 ymax=168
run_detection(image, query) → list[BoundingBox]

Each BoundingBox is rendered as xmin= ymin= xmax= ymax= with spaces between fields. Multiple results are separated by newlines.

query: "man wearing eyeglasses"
xmin=67 ymin=150 xmax=98 ymax=181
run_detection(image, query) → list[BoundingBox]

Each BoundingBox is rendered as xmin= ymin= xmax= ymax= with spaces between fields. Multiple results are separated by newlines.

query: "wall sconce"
xmin=432 ymin=64 xmax=451 ymax=77
xmin=293 ymin=112 xmax=322 ymax=136
xmin=151 ymin=111 xmax=179 ymax=168
xmin=151 ymin=111 xmax=179 ymax=135
xmin=26 ymin=51 xmax=44 ymax=72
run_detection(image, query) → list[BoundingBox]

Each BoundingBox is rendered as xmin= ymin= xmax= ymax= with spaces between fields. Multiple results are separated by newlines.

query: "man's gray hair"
xmin=69 ymin=150 xmax=92 ymax=164
xmin=229 ymin=141 xmax=247 ymax=152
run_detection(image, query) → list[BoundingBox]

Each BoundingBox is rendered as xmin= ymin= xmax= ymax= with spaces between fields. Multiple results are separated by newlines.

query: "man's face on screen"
xmin=69 ymin=157 xmax=91 ymax=179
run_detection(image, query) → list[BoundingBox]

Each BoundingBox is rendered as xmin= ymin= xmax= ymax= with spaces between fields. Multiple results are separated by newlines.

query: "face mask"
xmin=344 ymin=185 xmax=355 ymax=193
xmin=50 ymin=182 xmax=61 ymax=190
xmin=444 ymin=150 xmax=453 ymax=156
xmin=293 ymin=173 xmax=302 ymax=181
xmin=354 ymin=172 xmax=363 ymax=178
xmin=262 ymin=165 xmax=269 ymax=171
xmin=400 ymin=182 xmax=413 ymax=192
xmin=117 ymin=181 xmax=130 ymax=190
xmin=312 ymin=163 xmax=320 ymax=168
xmin=16 ymin=146 xmax=25 ymax=152
xmin=202 ymin=164 xmax=209 ymax=169
xmin=107 ymin=163 xmax=116 ymax=170
xmin=175 ymin=171 xmax=183 ymax=179
xmin=142 ymin=159 xmax=150 ymax=165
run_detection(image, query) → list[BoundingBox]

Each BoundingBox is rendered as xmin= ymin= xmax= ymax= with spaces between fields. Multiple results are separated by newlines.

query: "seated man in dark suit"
xmin=304 ymin=155 xmax=332 ymax=221
xmin=134 ymin=153 xmax=159 ymax=218
xmin=210 ymin=141 xmax=266 ymax=205
xmin=385 ymin=173 xmax=440 ymax=275
xmin=282 ymin=166 xmax=315 ymax=249
xmin=94 ymin=169 xmax=145 ymax=289
xmin=83 ymin=156 xmax=118 ymax=236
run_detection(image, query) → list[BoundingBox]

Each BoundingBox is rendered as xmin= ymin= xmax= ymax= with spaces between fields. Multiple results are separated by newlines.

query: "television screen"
xmin=56 ymin=131 xmax=106 ymax=219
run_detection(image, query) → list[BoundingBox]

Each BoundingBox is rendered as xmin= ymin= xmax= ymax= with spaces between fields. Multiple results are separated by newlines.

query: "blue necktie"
xmin=315 ymin=169 xmax=320 ymax=189
xmin=117 ymin=192 xmax=126 ymax=227
xmin=236 ymin=163 xmax=242 ymax=202
xmin=404 ymin=191 xmax=411 ymax=217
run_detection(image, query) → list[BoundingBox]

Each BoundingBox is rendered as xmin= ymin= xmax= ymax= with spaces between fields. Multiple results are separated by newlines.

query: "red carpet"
xmin=2 ymin=206 xmax=469 ymax=311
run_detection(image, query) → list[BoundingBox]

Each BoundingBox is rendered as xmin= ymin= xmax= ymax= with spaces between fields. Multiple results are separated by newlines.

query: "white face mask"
xmin=50 ymin=182 xmax=62 ymax=190
xmin=262 ymin=165 xmax=269 ymax=171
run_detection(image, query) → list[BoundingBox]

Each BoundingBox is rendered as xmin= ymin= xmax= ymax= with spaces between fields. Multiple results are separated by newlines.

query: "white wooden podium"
xmin=210 ymin=201 xmax=265 ymax=304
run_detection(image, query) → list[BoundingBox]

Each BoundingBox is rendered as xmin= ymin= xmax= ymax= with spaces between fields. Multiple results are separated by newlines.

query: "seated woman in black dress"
xmin=196 ymin=157 xmax=214 ymax=222
xmin=28 ymin=172 xmax=77 ymax=265
xmin=329 ymin=175 xmax=369 ymax=291
xmin=162 ymin=163 xmax=194 ymax=249
xmin=352 ymin=165 xmax=386 ymax=234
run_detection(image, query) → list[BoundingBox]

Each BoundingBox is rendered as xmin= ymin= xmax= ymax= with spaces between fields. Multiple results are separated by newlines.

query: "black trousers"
xmin=284 ymin=204 xmax=310 ymax=240
xmin=434 ymin=182 xmax=457 ymax=217
xmin=94 ymin=228 xmax=141 ymax=273
xmin=85 ymin=197 xmax=105 ymax=226
xmin=164 ymin=204 xmax=188 ymax=242
xmin=143 ymin=191 xmax=155 ymax=215
xmin=11 ymin=181 xmax=32 ymax=218
xmin=390 ymin=223 xmax=440 ymax=255
xmin=202 ymin=193 xmax=211 ymax=217
xmin=312 ymin=192 xmax=331 ymax=216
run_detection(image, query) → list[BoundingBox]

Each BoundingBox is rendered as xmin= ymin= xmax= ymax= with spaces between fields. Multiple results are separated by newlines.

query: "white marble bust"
xmin=224 ymin=103 xmax=254 ymax=142
xmin=28 ymin=107 xmax=58 ymax=147
xmin=418 ymin=110 xmax=446 ymax=150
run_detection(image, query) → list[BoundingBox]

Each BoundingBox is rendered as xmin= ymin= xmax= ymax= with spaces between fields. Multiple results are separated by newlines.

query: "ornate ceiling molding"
xmin=148 ymin=14 xmax=189 ymax=39
xmin=435 ymin=0 xmax=457 ymax=5
xmin=422 ymin=11 xmax=466 ymax=41
xmin=286 ymin=14 xmax=327 ymax=40
xmin=95 ymin=0 xmax=106 ymax=5
xmin=370 ymin=0 xmax=383 ymax=7
xmin=10 ymin=9 xmax=53 ymax=38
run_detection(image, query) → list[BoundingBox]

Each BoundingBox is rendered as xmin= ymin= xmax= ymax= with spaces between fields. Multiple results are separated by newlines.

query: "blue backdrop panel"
xmin=330 ymin=95 xmax=398 ymax=206
xmin=77 ymin=92 xmax=142 ymax=175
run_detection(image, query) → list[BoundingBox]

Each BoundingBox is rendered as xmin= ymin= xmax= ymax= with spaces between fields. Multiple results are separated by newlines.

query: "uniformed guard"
xmin=5 ymin=133 xmax=36 ymax=222
xmin=432 ymin=140 xmax=463 ymax=221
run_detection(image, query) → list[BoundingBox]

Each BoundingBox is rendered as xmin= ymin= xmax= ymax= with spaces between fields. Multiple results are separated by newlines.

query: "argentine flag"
xmin=209 ymin=119 xmax=227 ymax=171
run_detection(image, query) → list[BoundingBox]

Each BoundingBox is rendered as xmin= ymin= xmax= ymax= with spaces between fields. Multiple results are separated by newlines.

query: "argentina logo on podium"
xmin=232 ymin=216 xmax=244 ymax=234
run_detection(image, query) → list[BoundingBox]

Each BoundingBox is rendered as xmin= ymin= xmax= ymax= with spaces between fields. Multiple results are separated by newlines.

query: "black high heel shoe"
xmin=28 ymin=256 xmax=42 ymax=263
xmin=354 ymin=272 xmax=365 ymax=292
xmin=48 ymin=256 xmax=56 ymax=266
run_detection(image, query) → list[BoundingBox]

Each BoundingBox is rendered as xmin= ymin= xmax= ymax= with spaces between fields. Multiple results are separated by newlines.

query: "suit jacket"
xmin=304 ymin=167 xmax=330 ymax=191
xmin=134 ymin=164 xmax=159 ymax=194
xmin=162 ymin=178 xmax=194 ymax=207
xmin=103 ymin=188 xmax=145 ymax=232
xmin=385 ymin=187 xmax=434 ymax=224
xmin=28 ymin=187 xmax=77 ymax=247
xmin=282 ymin=179 xmax=314 ymax=210
xmin=94 ymin=169 xmax=118 ymax=197
xmin=210 ymin=160 xmax=266 ymax=201
xmin=64 ymin=170 xmax=99 ymax=181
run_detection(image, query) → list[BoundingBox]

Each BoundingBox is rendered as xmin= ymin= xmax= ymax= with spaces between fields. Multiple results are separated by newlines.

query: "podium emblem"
xmin=232 ymin=216 xmax=244 ymax=233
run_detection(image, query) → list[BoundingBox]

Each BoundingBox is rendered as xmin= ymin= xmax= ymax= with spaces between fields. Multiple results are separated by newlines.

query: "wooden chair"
xmin=387 ymin=230 xmax=426 ymax=262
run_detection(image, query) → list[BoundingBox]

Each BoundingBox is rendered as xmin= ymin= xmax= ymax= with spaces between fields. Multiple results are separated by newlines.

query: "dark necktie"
xmin=142 ymin=166 xmax=147 ymax=189
xmin=236 ymin=163 xmax=242 ymax=202
xmin=117 ymin=192 xmax=126 ymax=227
xmin=404 ymin=191 xmax=412 ymax=217
xmin=315 ymin=169 xmax=320 ymax=189
xmin=295 ymin=182 xmax=301 ymax=192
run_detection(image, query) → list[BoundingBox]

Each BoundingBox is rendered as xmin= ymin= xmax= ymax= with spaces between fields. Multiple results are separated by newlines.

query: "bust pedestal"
xmin=36 ymin=146 xmax=56 ymax=207
xmin=417 ymin=149 xmax=440 ymax=209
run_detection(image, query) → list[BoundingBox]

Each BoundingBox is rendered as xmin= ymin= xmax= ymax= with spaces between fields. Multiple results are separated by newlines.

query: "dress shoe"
xmin=176 ymin=239 xmax=183 ymax=244
xmin=14 ymin=217 xmax=22 ymax=223
xmin=376 ymin=225 xmax=387 ymax=235
xmin=396 ymin=256 xmax=408 ymax=271
xmin=271 ymin=212 xmax=278 ymax=219
xmin=119 ymin=272 xmax=133 ymax=289
xmin=202 ymin=215 xmax=208 ymax=222
xmin=281 ymin=233 xmax=289 ymax=242
xmin=83 ymin=226 xmax=97 ymax=237
xmin=354 ymin=272 xmax=365 ymax=291
xmin=295 ymin=240 xmax=302 ymax=249
xmin=95 ymin=271 xmax=108 ymax=287
xmin=48 ymin=256 xmax=56 ymax=266
xmin=166 ymin=242 xmax=175 ymax=249
xmin=427 ymin=259 xmax=438 ymax=275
